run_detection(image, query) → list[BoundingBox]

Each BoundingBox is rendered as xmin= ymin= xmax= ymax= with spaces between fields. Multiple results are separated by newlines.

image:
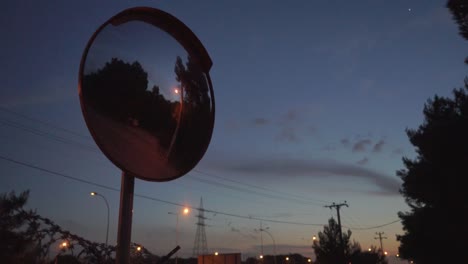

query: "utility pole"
xmin=260 ymin=221 xmax=264 ymax=257
xmin=374 ymin=232 xmax=387 ymax=253
xmin=324 ymin=202 xmax=349 ymax=264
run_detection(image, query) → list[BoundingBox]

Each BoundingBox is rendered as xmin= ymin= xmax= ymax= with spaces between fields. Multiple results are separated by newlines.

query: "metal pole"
xmin=116 ymin=172 xmax=135 ymax=264
xmin=95 ymin=193 xmax=110 ymax=246
xmin=167 ymin=85 xmax=184 ymax=159
xmin=336 ymin=207 xmax=344 ymax=263
xmin=261 ymin=229 xmax=277 ymax=264
xmin=176 ymin=213 xmax=179 ymax=264
xmin=260 ymin=221 xmax=264 ymax=257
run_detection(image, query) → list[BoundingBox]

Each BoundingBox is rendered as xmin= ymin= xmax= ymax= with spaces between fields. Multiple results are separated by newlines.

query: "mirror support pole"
xmin=116 ymin=172 xmax=135 ymax=264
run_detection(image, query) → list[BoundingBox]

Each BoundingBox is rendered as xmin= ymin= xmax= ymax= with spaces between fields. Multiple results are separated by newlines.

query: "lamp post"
xmin=168 ymin=207 xmax=189 ymax=264
xmin=167 ymin=86 xmax=184 ymax=159
xmin=90 ymin=192 xmax=110 ymax=246
xmin=259 ymin=227 xmax=277 ymax=264
xmin=54 ymin=241 xmax=69 ymax=264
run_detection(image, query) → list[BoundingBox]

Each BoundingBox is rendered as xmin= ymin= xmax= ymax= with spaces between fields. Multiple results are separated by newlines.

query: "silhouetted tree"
xmin=396 ymin=79 xmax=468 ymax=263
xmin=0 ymin=190 xmax=42 ymax=263
xmin=312 ymin=218 xmax=386 ymax=264
xmin=1 ymin=190 xmax=161 ymax=263
xmin=447 ymin=0 xmax=468 ymax=40
xmin=171 ymin=55 xmax=214 ymax=170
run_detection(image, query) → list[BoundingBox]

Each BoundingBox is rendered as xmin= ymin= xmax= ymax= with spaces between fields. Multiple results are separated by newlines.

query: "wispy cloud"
xmin=276 ymin=127 xmax=300 ymax=143
xmin=340 ymin=138 xmax=350 ymax=147
xmin=352 ymin=139 xmax=372 ymax=152
xmin=356 ymin=157 xmax=369 ymax=166
xmin=243 ymin=108 xmax=319 ymax=144
xmin=253 ymin=118 xmax=269 ymax=126
xmin=372 ymin=139 xmax=385 ymax=153
xmin=210 ymin=157 xmax=400 ymax=195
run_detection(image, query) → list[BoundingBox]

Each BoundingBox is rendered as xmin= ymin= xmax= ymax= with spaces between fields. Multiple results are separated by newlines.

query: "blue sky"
xmin=1 ymin=1 xmax=467 ymax=263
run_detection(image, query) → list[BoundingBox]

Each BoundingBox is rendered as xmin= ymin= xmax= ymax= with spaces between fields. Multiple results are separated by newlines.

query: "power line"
xmin=0 ymin=154 xmax=400 ymax=230
xmin=0 ymin=106 xmax=91 ymax=140
xmin=190 ymin=174 xmax=328 ymax=207
xmin=0 ymin=108 xmax=402 ymax=230
xmin=0 ymin=154 xmax=323 ymax=226
xmin=345 ymin=219 xmax=400 ymax=230
xmin=193 ymin=169 xmax=331 ymax=206
xmin=0 ymin=111 xmax=331 ymax=207
xmin=1 ymin=107 xmax=329 ymax=206
xmin=0 ymin=119 xmax=99 ymax=153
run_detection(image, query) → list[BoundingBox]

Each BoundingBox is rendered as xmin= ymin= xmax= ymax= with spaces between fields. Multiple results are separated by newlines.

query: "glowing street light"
xmin=259 ymin=255 xmax=263 ymax=259
xmin=285 ymin=257 xmax=289 ymax=261
xmin=214 ymin=252 xmax=219 ymax=256
xmin=55 ymin=241 xmax=69 ymax=264
xmin=60 ymin=241 xmax=68 ymax=249
xmin=136 ymin=246 xmax=142 ymax=251
xmin=90 ymin=192 xmax=110 ymax=246
xmin=168 ymin=207 xmax=190 ymax=264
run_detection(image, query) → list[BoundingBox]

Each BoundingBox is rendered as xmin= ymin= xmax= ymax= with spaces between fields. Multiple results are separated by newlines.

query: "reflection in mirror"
xmin=80 ymin=19 xmax=214 ymax=181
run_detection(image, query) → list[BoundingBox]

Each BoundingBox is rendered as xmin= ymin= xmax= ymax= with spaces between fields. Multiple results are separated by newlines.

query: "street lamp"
xmin=259 ymin=227 xmax=277 ymax=264
xmin=90 ymin=192 xmax=110 ymax=246
xmin=55 ymin=241 xmax=69 ymax=264
xmin=167 ymin=85 xmax=184 ymax=159
xmin=168 ymin=207 xmax=189 ymax=264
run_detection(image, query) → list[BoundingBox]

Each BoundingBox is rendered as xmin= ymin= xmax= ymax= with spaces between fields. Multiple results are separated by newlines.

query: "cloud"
xmin=340 ymin=138 xmax=350 ymax=147
xmin=372 ymin=139 xmax=385 ymax=153
xmin=352 ymin=139 xmax=372 ymax=152
xmin=253 ymin=118 xmax=269 ymax=126
xmin=356 ymin=157 xmax=369 ymax=165
xmin=215 ymin=157 xmax=400 ymax=195
xmin=276 ymin=127 xmax=300 ymax=143
xmin=393 ymin=148 xmax=404 ymax=155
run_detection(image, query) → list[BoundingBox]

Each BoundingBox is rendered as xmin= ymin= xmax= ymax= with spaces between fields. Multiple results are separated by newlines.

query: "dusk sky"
xmin=1 ymin=1 xmax=467 ymax=263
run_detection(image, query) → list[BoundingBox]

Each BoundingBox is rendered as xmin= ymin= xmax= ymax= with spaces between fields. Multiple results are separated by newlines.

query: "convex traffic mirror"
xmin=79 ymin=7 xmax=215 ymax=181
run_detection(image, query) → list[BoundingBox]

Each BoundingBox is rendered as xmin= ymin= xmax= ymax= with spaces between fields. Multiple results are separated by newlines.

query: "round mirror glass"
xmin=79 ymin=8 xmax=215 ymax=181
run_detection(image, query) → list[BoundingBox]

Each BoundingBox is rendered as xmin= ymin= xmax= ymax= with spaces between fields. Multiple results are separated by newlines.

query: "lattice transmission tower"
xmin=192 ymin=197 xmax=208 ymax=256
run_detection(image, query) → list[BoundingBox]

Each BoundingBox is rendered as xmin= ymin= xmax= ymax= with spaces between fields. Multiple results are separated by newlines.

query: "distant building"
xmin=198 ymin=253 xmax=241 ymax=264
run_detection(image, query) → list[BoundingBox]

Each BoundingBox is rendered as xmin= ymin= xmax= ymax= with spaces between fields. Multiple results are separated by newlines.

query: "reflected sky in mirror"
xmin=85 ymin=21 xmax=185 ymax=102
xmin=81 ymin=19 xmax=214 ymax=182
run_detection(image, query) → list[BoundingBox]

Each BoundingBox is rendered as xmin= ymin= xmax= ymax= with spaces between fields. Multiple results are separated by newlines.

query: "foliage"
xmin=312 ymin=218 xmax=386 ymax=264
xmin=396 ymin=79 xmax=468 ymax=263
xmin=447 ymin=0 xmax=468 ymax=64
xmin=0 ymin=190 xmax=42 ymax=263
xmin=0 ymin=190 xmax=160 ymax=263
xmin=447 ymin=0 xmax=468 ymax=40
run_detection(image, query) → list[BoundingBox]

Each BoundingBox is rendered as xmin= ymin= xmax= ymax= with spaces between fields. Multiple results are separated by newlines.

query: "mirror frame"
xmin=78 ymin=7 xmax=215 ymax=181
